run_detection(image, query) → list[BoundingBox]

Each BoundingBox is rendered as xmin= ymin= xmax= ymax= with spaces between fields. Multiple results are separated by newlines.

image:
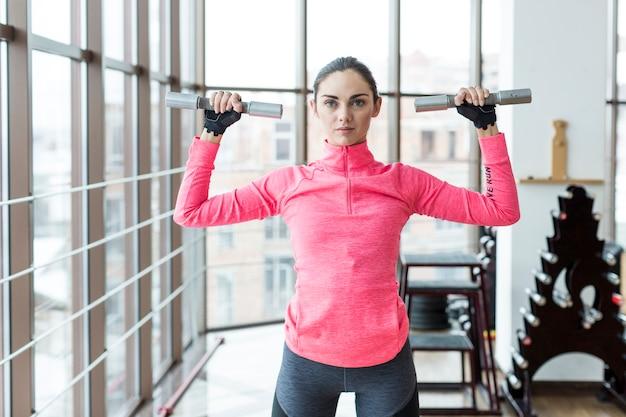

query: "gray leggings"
xmin=273 ymin=338 xmax=418 ymax=417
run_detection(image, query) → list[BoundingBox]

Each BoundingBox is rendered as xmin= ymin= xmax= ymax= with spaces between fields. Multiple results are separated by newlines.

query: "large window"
xmin=204 ymin=0 xmax=492 ymax=331
xmin=0 ymin=0 xmax=204 ymax=416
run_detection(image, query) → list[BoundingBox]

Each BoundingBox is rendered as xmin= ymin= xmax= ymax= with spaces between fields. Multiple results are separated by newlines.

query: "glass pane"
xmin=0 ymin=39 xmax=4 ymax=416
xmin=205 ymin=92 xmax=296 ymax=328
xmin=104 ymin=237 xmax=126 ymax=416
xmin=182 ymin=229 xmax=203 ymax=346
xmin=308 ymin=0 xmax=388 ymax=92
xmin=1 ymin=43 xmax=5 ymax=159
xmin=151 ymin=80 xmax=172 ymax=379
xmin=194 ymin=237 xmax=204 ymax=331
xmin=181 ymin=229 xmax=193 ymax=346
xmin=151 ymin=80 xmax=162 ymax=376
xmin=307 ymin=93 xmax=389 ymax=163
xmin=31 ymin=0 xmax=71 ymax=44
xmin=616 ymin=106 xmax=626 ymax=246
xmin=149 ymin=0 xmax=161 ymax=72
xmin=618 ymin=0 xmax=626 ymax=101
xmin=180 ymin=87 xmax=197 ymax=164
xmin=0 ymin=41 xmax=4 ymax=417
xmin=399 ymin=96 xmax=472 ymax=253
xmin=0 ymin=0 xmax=6 ymax=24
xmin=104 ymin=0 xmax=125 ymax=61
xmin=104 ymin=69 xmax=137 ymax=414
xmin=164 ymin=0 xmax=171 ymax=75
xmin=400 ymin=0 xmax=471 ymax=94
xmin=481 ymin=0 xmax=501 ymax=92
xmin=180 ymin=0 xmax=195 ymax=82
xmin=105 ymin=70 xmax=126 ymax=179
xmin=204 ymin=0 xmax=296 ymax=88
xmin=180 ymin=97 xmax=201 ymax=345
xmin=32 ymin=51 xmax=73 ymax=415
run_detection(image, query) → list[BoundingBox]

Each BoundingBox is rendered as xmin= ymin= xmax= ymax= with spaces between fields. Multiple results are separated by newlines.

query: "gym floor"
xmin=133 ymin=324 xmax=623 ymax=417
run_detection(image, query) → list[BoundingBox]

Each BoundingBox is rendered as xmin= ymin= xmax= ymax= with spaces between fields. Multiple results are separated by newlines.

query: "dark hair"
xmin=313 ymin=56 xmax=379 ymax=103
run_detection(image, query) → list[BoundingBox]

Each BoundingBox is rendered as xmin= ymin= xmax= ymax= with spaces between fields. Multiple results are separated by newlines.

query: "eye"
xmin=352 ymin=99 xmax=365 ymax=107
xmin=324 ymin=100 xmax=337 ymax=108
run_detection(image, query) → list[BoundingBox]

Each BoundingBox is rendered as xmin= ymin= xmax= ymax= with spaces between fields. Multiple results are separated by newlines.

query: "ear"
xmin=372 ymin=96 xmax=382 ymax=117
xmin=308 ymin=98 xmax=318 ymax=117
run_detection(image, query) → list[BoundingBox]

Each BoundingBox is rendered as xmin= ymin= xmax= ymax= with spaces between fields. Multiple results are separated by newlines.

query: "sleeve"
xmin=400 ymin=132 xmax=520 ymax=226
xmin=173 ymin=136 xmax=288 ymax=228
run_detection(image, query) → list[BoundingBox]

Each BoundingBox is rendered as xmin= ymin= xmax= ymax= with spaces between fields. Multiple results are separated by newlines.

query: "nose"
xmin=338 ymin=103 xmax=352 ymax=123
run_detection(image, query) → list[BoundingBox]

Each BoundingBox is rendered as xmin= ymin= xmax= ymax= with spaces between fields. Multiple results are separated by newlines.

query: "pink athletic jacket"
xmin=173 ymin=132 xmax=520 ymax=368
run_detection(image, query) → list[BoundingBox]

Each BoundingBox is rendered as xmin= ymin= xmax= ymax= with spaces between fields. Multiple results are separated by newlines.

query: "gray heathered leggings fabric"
xmin=274 ymin=337 xmax=418 ymax=417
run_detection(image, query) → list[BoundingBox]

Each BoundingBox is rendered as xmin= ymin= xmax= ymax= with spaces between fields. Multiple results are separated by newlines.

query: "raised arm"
xmin=173 ymin=90 xmax=291 ymax=227
xmin=173 ymin=134 xmax=289 ymax=227
xmin=400 ymin=130 xmax=520 ymax=226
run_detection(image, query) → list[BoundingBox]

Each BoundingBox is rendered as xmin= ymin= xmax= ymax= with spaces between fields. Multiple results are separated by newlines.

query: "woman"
xmin=173 ymin=57 xmax=520 ymax=417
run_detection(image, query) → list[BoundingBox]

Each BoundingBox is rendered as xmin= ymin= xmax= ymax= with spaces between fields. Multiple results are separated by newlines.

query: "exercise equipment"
xmin=501 ymin=185 xmax=625 ymax=417
xmin=414 ymin=88 xmax=532 ymax=112
xmin=165 ymin=91 xmax=283 ymax=119
xmin=477 ymin=226 xmax=497 ymax=332
xmin=398 ymin=253 xmax=501 ymax=415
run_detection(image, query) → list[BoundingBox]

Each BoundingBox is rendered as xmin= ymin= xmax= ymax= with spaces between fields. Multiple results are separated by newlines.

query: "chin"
xmin=330 ymin=135 xmax=363 ymax=146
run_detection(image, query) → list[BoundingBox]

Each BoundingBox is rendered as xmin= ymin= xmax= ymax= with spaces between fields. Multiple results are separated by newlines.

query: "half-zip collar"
xmin=319 ymin=138 xmax=376 ymax=177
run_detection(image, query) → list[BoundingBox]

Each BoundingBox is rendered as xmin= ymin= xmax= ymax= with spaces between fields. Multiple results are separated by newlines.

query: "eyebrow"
xmin=321 ymin=94 xmax=368 ymax=99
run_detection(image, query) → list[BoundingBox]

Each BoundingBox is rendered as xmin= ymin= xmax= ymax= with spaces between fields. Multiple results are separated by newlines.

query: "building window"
xmin=217 ymin=226 xmax=234 ymax=249
xmin=264 ymin=256 xmax=295 ymax=317
xmin=265 ymin=216 xmax=289 ymax=240
xmin=435 ymin=219 xmax=463 ymax=230
xmin=448 ymin=131 xmax=456 ymax=159
xmin=216 ymin=272 xmax=234 ymax=324
xmin=274 ymin=121 xmax=292 ymax=162
xmin=105 ymin=195 xmax=124 ymax=235
xmin=421 ymin=130 xmax=435 ymax=159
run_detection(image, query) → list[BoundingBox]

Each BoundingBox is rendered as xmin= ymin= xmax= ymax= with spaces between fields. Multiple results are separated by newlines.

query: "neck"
xmin=318 ymin=138 xmax=377 ymax=176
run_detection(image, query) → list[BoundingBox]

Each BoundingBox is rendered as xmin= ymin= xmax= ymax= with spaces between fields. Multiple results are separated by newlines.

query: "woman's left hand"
xmin=454 ymin=86 xmax=497 ymax=130
xmin=454 ymin=86 xmax=490 ymax=106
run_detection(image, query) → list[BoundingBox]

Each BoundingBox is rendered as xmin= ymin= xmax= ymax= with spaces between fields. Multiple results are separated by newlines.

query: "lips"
xmin=336 ymin=127 xmax=354 ymax=131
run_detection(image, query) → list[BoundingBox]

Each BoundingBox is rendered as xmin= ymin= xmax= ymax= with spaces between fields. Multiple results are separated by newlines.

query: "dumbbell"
xmin=165 ymin=91 xmax=283 ymax=119
xmin=414 ymin=88 xmax=532 ymax=112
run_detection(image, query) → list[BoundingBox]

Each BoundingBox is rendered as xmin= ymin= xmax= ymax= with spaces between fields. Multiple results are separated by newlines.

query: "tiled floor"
xmin=170 ymin=324 xmax=364 ymax=417
xmin=134 ymin=323 xmax=625 ymax=417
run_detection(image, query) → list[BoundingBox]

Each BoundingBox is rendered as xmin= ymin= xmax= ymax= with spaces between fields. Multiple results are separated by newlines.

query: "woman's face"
xmin=309 ymin=69 xmax=382 ymax=146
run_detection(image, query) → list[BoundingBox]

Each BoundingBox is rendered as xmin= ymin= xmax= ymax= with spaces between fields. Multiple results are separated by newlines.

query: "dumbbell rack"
xmin=501 ymin=185 xmax=625 ymax=417
xmin=478 ymin=226 xmax=497 ymax=332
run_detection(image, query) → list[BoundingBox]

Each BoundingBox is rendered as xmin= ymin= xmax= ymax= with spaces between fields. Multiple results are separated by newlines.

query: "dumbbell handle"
xmin=165 ymin=92 xmax=283 ymax=119
xmin=414 ymin=88 xmax=532 ymax=112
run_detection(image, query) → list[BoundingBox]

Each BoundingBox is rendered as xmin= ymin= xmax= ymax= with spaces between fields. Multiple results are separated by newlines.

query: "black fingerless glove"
xmin=456 ymin=102 xmax=496 ymax=130
xmin=203 ymin=109 xmax=241 ymax=135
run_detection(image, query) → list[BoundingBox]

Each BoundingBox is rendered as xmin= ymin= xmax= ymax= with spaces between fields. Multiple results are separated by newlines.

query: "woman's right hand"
xmin=201 ymin=91 xmax=244 ymax=142
xmin=210 ymin=90 xmax=243 ymax=113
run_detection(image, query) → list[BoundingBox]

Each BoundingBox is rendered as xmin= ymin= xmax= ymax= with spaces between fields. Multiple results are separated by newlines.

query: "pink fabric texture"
xmin=173 ymin=132 xmax=520 ymax=367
